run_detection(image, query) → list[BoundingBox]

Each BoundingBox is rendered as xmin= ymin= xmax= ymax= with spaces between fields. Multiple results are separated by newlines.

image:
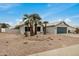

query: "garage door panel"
xmin=57 ymin=27 xmax=67 ymax=34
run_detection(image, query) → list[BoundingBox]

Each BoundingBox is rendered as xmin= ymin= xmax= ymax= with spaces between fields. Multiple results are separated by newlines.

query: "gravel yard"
xmin=0 ymin=33 xmax=79 ymax=56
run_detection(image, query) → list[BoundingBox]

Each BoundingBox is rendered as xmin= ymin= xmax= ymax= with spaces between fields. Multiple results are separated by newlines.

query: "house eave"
xmin=47 ymin=21 xmax=76 ymax=29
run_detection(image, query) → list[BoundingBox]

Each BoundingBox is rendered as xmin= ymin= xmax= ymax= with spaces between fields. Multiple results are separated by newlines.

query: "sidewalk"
xmin=30 ymin=44 xmax=79 ymax=56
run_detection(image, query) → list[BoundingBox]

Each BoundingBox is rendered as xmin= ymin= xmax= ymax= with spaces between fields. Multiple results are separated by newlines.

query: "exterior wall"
xmin=55 ymin=23 xmax=69 ymax=34
xmin=40 ymin=27 xmax=43 ymax=33
xmin=56 ymin=23 xmax=68 ymax=27
xmin=19 ymin=22 xmax=76 ymax=34
xmin=47 ymin=27 xmax=56 ymax=34
xmin=47 ymin=22 xmax=76 ymax=34
xmin=67 ymin=27 xmax=76 ymax=33
xmin=7 ymin=28 xmax=20 ymax=34
xmin=0 ymin=28 xmax=20 ymax=34
xmin=1 ymin=28 xmax=10 ymax=32
xmin=19 ymin=25 xmax=43 ymax=34
xmin=19 ymin=25 xmax=25 ymax=34
xmin=1 ymin=28 xmax=6 ymax=32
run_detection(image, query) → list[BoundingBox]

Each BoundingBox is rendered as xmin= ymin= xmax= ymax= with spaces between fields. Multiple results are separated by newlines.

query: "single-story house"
xmin=46 ymin=21 xmax=76 ymax=34
xmin=0 ymin=23 xmax=10 ymax=32
xmin=14 ymin=23 xmax=43 ymax=35
xmin=14 ymin=21 xmax=76 ymax=34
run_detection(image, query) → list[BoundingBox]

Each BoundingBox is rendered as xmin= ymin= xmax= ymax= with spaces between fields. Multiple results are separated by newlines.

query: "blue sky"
xmin=0 ymin=3 xmax=79 ymax=26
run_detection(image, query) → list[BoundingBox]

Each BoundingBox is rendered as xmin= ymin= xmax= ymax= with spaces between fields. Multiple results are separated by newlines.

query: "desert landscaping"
xmin=0 ymin=3 xmax=79 ymax=57
xmin=0 ymin=33 xmax=79 ymax=56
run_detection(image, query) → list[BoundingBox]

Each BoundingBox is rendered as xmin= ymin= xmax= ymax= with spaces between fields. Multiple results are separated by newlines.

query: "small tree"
xmin=75 ymin=28 xmax=79 ymax=34
xmin=43 ymin=21 xmax=48 ymax=35
xmin=1 ymin=23 xmax=10 ymax=28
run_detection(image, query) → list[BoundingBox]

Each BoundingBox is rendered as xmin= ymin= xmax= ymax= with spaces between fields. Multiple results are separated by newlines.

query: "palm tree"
xmin=23 ymin=14 xmax=34 ymax=36
xmin=29 ymin=14 xmax=41 ymax=35
xmin=29 ymin=20 xmax=34 ymax=36
xmin=43 ymin=21 xmax=48 ymax=35
xmin=24 ymin=21 xmax=30 ymax=37
xmin=23 ymin=14 xmax=29 ymax=37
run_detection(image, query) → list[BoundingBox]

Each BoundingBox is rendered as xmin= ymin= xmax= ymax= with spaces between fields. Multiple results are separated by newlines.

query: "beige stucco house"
xmin=0 ymin=23 xmax=10 ymax=32
xmin=14 ymin=21 xmax=43 ymax=35
xmin=46 ymin=21 xmax=76 ymax=34
xmin=14 ymin=21 xmax=76 ymax=35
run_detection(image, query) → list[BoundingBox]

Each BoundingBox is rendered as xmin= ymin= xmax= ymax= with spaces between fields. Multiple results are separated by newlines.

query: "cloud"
xmin=69 ymin=15 xmax=79 ymax=19
xmin=58 ymin=19 xmax=63 ymax=21
xmin=0 ymin=21 xmax=13 ymax=26
xmin=47 ymin=4 xmax=52 ymax=7
xmin=56 ymin=18 xmax=71 ymax=23
xmin=51 ymin=18 xmax=71 ymax=23
xmin=0 ymin=3 xmax=20 ymax=11
xmin=42 ymin=4 xmax=76 ymax=20
xmin=56 ymin=18 xmax=77 ymax=26
xmin=7 ymin=11 xmax=14 ymax=14
xmin=64 ymin=18 xmax=71 ymax=23
xmin=7 ymin=22 xmax=14 ymax=26
xmin=16 ymin=18 xmax=22 ymax=22
xmin=15 ymin=18 xmax=23 ymax=25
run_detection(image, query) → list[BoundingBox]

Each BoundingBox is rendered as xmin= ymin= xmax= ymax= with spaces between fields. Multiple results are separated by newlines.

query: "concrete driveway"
xmin=31 ymin=44 xmax=79 ymax=56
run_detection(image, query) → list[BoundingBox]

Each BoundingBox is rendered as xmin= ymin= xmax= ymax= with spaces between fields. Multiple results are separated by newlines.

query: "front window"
xmin=25 ymin=27 xmax=30 ymax=31
xmin=37 ymin=27 xmax=41 ymax=31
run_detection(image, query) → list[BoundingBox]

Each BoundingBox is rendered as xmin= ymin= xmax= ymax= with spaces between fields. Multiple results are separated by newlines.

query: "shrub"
xmin=75 ymin=28 xmax=79 ymax=34
xmin=59 ymin=39 xmax=61 ymax=40
xmin=4 ymin=54 xmax=7 ymax=56
xmin=23 ymin=42 xmax=28 ymax=44
xmin=6 ymin=41 xmax=8 ymax=43
xmin=36 ymin=35 xmax=38 ymax=38
xmin=48 ymin=37 xmax=53 ymax=40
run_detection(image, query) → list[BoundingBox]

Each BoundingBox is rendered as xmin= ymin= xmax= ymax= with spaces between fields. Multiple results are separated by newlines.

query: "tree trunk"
xmin=43 ymin=26 xmax=45 ymax=34
xmin=35 ymin=23 xmax=37 ymax=35
xmin=30 ymin=22 xmax=34 ymax=36
xmin=43 ymin=24 xmax=46 ymax=35
xmin=24 ymin=26 xmax=28 ymax=37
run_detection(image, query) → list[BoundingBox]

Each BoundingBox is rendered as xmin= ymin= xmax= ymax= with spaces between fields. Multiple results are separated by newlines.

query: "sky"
xmin=0 ymin=3 xmax=79 ymax=26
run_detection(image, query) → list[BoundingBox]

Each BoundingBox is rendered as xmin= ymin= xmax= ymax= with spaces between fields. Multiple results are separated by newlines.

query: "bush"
xmin=24 ymin=32 xmax=28 ymax=37
xmin=23 ymin=42 xmax=28 ymax=44
xmin=48 ymin=37 xmax=53 ymax=40
xmin=6 ymin=41 xmax=8 ymax=43
xmin=59 ymin=39 xmax=61 ymax=40
xmin=75 ymin=28 xmax=79 ymax=34
xmin=4 ymin=54 xmax=7 ymax=56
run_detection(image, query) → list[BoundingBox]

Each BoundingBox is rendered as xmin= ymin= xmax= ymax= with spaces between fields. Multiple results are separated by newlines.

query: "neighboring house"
xmin=0 ymin=23 xmax=10 ymax=32
xmin=14 ymin=21 xmax=76 ymax=34
xmin=0 ymin=25 xmax=2 ymax=32
xmin=46 ymin=21 xmax=76 ymax=34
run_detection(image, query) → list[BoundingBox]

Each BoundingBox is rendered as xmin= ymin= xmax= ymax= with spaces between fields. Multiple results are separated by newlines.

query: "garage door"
xmin=57 ymin=27 xmax=67 ymax=34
